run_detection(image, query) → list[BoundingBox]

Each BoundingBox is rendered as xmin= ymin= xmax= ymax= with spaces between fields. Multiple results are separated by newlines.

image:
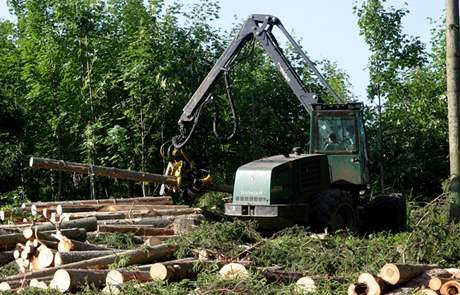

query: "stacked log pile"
xmin=0 ymin=196 xmax=205 ymax=292
xmin=348 ymin=263 xmax=460 ymax=295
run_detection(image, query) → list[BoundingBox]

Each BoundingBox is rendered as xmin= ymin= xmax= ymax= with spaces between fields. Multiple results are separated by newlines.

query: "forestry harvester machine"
xmin=30 ymin=15 xmax=406 ymax=233
xmin=160 ymin=14 xmax=406 ymax=232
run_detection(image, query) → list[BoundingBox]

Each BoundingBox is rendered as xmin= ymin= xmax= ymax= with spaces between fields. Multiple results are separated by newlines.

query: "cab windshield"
xmin=315 ymin=116 xmax=357 ymax=153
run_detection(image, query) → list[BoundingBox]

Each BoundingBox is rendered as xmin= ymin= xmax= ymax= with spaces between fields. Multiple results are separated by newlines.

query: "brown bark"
xmin=23 ymin=228 xmax=87 ymax=241
xmin=23 ymin=217 xmax=97 ymax=234
xmin=98 ymin=204 xmax=189 ymax=212
xmin=384 ymin=268 xmax=451 ymax=295
xmin=0 ymin=251 xmax=14 ymax=266
xmin=22 ymin=196 xmax=173 ymax=208
xmin=54 ymin=250 xmax=125 ymax=266
xmin=106 ymin=269 xmax=152 ymax=285
xmin=0 ymin=231 xmax=31 ymax=251
xmin=379 ymin=263 xmax=434 ymax=285
xmin=97 ymin=225 xmax=174 ymax=236
xmin=52 ymin=268 xmax=109 ymax=292
xmin=29 ymin=157 xmax=179 ymax=187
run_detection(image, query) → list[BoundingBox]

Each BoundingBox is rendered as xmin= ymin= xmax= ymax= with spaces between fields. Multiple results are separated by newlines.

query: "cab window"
xmin=315 ymin=116 xmax=357 ymax=153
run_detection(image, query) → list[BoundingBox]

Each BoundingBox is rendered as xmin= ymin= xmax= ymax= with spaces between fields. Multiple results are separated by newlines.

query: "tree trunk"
xmin=23 ymin=228 xmax=87 ymax=241
xmin=0 ymin=251 xmax=14 ymax=266
xmin=106 ymin=269 xmax=152 ymax=285
xmin=29 ymin=157 xmax=179 ymax=187
xmin=22 ymin=196 xmax=173 ymax=208
xmin=25 ymin=217 xmax=97 ymax=233
xmin=52 ymin=268 xmax=109 ymax=292
xmin=446 ymin=0 xmax=460 ymax=221
xmin=54 ymin=250 xmax=125 ymax=266
xmin=150 ymin=258 xmax=200 ymax=281
xmin=348 ymin=273 xmax=389 ymax=295
xmin=440 ymin=280 xmax=460 ymax=295
xmin=57 ymin=238 xmax=112 ymax=252
xmin=97 ymin=225 xmax=174 ymax=236
xmin=2 ymin=244 xmax=176 ymax=283
xmin=379 ymin=263 xmax=434 ymax=285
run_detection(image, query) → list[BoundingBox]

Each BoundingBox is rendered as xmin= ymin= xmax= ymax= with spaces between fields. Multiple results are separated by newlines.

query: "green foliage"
xmin=355 ymin=0 xmax=447 ymax=198
xmin=87 ymin=232 xmax=141 ymax=249
xmin=172 ymin=220 xmax=262 ymax=258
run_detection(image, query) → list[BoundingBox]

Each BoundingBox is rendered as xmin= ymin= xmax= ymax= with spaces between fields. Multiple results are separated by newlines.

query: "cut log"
xmin=379 ymin=263 xmax=434 ymax=285
xmin=97 ymin=225 xmax=174 ymax=236
xmin=0 ymin=232 xmax=30 ymax=251
xmin=385 ymin=268 xmax=452 ymax=295
xmin=37 ymin=247 xmax=56 ymax=269
xmin=106 ymin=269 xmax=152 ymax=285
xmin=29 ymin=157 xmax=180 ymax=187
xmin=55 ymin=250 xmax=125 ymax=266
xmin=97 ymin=204 xmax=189 ymax=212
xmin=440 ymin=280 xmax=460 ymax=295
xmin=0 ymin=251 xmax=14 ymax=266
xmin=430 ymin=277 xmax=452 ymax=291
xmin=23 ymin=228 xmax=87 ymax=241
xmin=1 ymin=243 xmax=176 ymax=282
xmin=145 ymin=237 xmax=162 ymax=247
xmin=219 ymin=263 xmax=249 ymax=279
xmin=150 ymin=258 xmax=199 ymax=281
xmin=295 ymin=276 xmax=316 ymax=293
xmin=26 ymin=216 xmax=98 ymax=233
xmin=57 ymin=238 xmax=113 ymax=252
xmin=23 ymin=196 xmax=173 ymax=209
xmin=52 ymin=269 xmax=109 ymax=292
xmin=348 ymin=273 xmax=389 ymax=295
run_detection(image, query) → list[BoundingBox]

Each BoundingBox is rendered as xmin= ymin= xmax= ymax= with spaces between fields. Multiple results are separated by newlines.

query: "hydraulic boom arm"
xmin=180 ymin=15 xmax=341 ymax=121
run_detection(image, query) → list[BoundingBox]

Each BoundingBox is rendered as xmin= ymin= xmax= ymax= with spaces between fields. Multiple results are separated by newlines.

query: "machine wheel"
xmin=309 ymin=189 xmax=359 ymax=233
xmin=365 ymin=194 xmax=407 ymax=233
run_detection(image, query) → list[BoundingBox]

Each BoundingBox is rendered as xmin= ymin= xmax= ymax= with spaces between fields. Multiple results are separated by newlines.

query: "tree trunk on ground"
xmin=106 ymin=269 xmax=152 ymax=285
xmin=22 ymin=196 xmax=173 ymax=209
xmin=379 ymin=263 xmax=434 ymax=285
xmin=150 ymin=258 xmax=199 ymax=281
xmin=348 ymin=273 xmax=389 ymax=295
xmin=1 ymin=244 xmax=176 ymax=282
xmin=23 ymin=228 xmax=87 ymax=241
xmin=25 ymin=217 xmax=97 ymax=233
xmin=440 ymin=280 xmax=460 ymax=295
xmin=0 ymin=251 xmax=14 ymax=266
xmin=97 ymin=225 xmax=174 ymax=236
xmin=52 ymin=268 xmax=109 ymax=292
xmin=54 ymin=250 xmax=125 ymax=266
xmin=57 ymin=238 xmax=112 ymax=252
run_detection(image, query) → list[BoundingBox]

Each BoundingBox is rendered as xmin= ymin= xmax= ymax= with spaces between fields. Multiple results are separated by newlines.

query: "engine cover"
xmin=232 ymin=153 xmax=330 ymax=205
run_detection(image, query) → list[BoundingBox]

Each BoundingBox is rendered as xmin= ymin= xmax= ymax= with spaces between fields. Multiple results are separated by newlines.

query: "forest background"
xmin=0 ymin=0 xmax=448 ymax=204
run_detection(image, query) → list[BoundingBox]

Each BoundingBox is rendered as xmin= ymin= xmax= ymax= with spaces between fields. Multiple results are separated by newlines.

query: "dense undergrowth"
xmin=1 ymin=195 xmax=459 ymax=294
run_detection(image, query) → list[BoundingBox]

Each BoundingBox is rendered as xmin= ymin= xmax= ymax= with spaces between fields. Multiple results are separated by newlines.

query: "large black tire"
xmin=365 ymin=194 xmax=407 ymax=233
xmin=309 ymin=189 xmax=359 ymax=233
